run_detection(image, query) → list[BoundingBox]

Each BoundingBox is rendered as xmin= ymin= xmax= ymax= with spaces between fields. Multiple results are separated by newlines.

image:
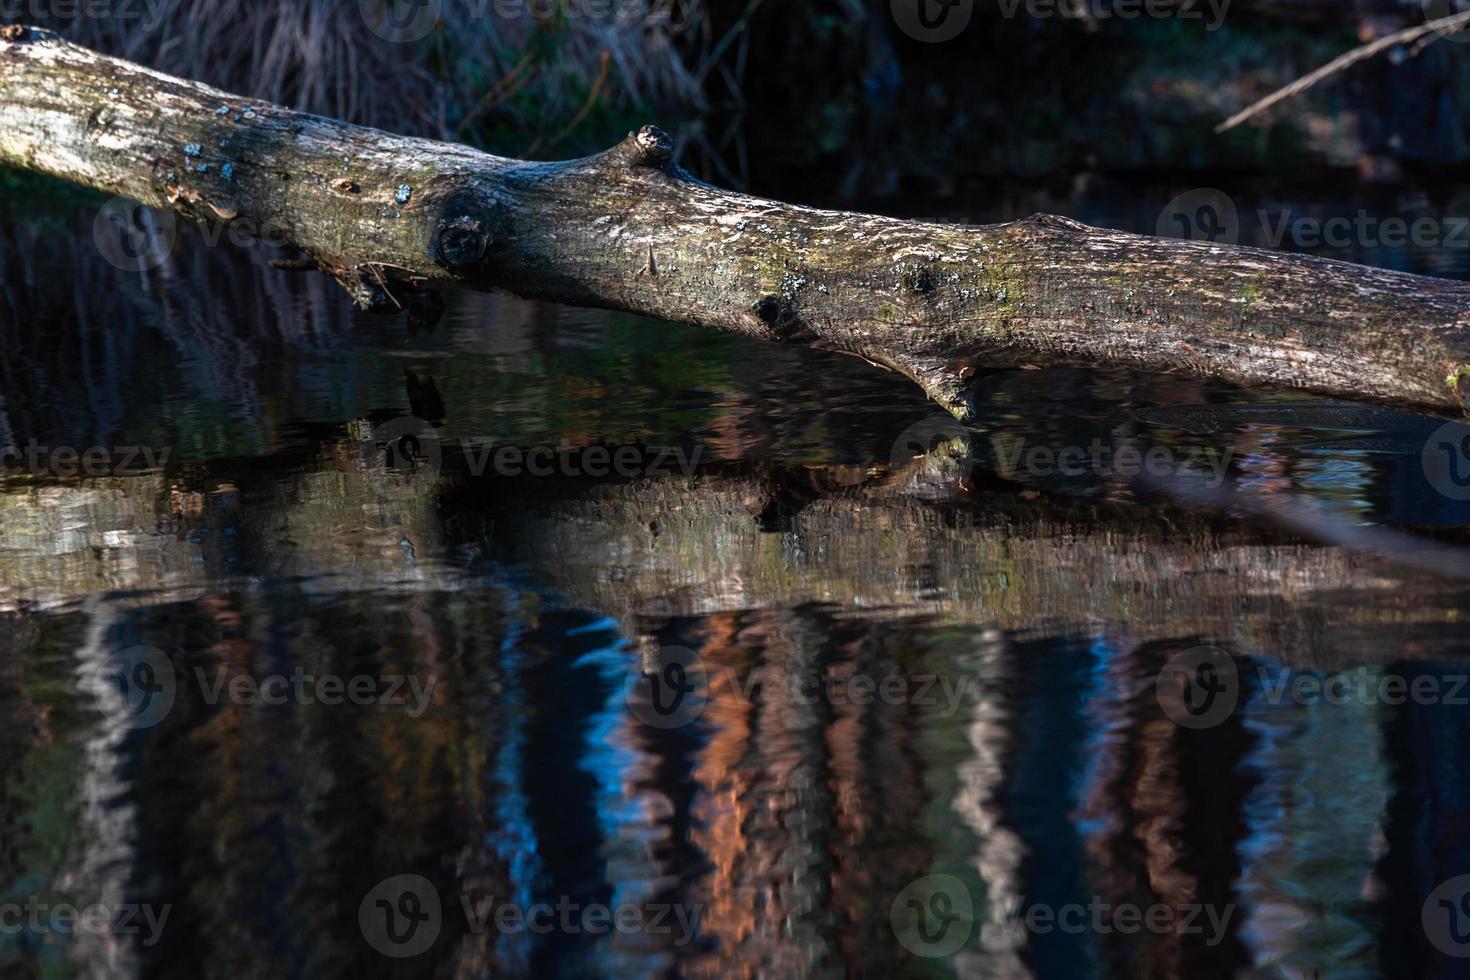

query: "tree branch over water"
xmin=4 ymin=25 xmax=1470 ymax=419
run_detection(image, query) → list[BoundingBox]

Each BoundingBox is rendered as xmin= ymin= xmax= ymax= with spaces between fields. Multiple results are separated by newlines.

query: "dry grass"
xmin=15 ymin=0 xmax=708 ymax=151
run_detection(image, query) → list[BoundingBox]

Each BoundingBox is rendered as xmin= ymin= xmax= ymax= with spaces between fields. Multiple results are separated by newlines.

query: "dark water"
xmin=2 ymin=178 xmax=1470 ymax=979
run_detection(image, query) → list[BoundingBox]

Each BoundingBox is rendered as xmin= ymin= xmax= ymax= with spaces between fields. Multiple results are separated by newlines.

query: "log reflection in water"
xmin=0 ymin=446 xmax=1467 ymax=973
xmin=3 ymin=446 xmax=1469 ymax=666
xmin=5 ymin=195 xmax=1470 ymax=976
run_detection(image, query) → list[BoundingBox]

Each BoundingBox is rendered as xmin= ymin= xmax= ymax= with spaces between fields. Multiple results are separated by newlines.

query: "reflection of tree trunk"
xmin=1079 ymin=639 xmax=1256 ymax=979
xmin=679 ymin=608 xmax=839 ymax=977
xmin=673 ymin=609 xmax=970 ymax=977
xmin=1372 ymin=663 xmax=1470 ymax=978
xmin=680 ymin=612 xmax=758 ymax=977
xmin=67 ymin=599 xmax=142 ymax=978
xmin=954 ymin=630 xmax=1030 ymax=979
xmin=76 ymin=587 xmax=518 ymax=976
xmin=5 ymin=28 xmax=1470 ymax=418
xmin=1231 ymin=664 xmax=1390 ymax=975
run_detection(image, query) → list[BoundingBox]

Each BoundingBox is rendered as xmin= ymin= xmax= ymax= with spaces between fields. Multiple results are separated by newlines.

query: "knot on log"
xmin=902 ymin=265 xmax=937 ymax=296
xmin=753 ymin=294 xmax=812 ymax=341
xmin=436 ymin=215 xmax=490 ymax=271
xmin=431 ymin=194 xmax=503 ymax=272
xmin=754 ymin=295 xmax=787 ymax=326
xmin=631 ymin=125 xmax=674 ymax=166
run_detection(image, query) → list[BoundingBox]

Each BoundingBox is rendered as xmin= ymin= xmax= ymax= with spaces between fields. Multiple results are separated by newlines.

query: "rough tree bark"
xmin=3 ymin=25 xmax=1470 ymax=420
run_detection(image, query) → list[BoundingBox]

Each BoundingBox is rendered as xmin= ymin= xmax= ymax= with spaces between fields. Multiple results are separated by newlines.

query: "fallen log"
xmin=3 ymin=25 xmax=1469 ymax=420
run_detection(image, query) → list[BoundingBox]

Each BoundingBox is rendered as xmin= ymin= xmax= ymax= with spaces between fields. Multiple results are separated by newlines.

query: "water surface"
xmin=2 ymin=181 xmax=1469 ymax=978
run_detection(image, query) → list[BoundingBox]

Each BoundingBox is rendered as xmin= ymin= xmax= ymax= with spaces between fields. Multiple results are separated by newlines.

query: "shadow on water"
xmin=2 ymin=182 xmax=1470 ymax=977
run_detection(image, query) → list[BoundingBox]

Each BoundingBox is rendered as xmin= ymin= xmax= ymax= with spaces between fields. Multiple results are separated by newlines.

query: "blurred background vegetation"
xmin=6 ymin=0 xmax=1470 ymax=202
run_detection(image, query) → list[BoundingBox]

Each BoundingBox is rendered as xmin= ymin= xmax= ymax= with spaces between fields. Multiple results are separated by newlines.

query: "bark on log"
xmin=3 ymin=24 xmax=1470 ymax=420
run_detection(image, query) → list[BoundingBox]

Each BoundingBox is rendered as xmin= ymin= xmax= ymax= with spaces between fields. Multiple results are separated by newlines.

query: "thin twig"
xmin=1216 ymin=9 xmax=1470 ymax=134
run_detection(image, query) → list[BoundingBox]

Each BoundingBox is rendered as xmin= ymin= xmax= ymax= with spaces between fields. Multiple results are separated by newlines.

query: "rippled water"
xmin=2 ymin=179 xmax=1470 ymax=978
